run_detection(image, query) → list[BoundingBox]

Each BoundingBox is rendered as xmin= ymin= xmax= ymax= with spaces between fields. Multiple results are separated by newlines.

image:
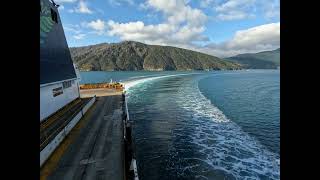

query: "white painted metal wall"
xmin=82 ymin=97 xmax=95 ymax=114
xmin=40 ymin=79 xmax=79 ymax=121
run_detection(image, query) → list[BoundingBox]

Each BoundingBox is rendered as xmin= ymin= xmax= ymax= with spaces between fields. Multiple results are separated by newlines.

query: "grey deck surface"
xmin=47 ymin=95 xmax=124 ymax=180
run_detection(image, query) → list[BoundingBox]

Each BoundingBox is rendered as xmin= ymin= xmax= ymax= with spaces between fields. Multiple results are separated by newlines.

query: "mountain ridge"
xmin=226 ymin=48 xmax=280 ymax=69
xmin=70 ymin=41 xmax=241 ymax=71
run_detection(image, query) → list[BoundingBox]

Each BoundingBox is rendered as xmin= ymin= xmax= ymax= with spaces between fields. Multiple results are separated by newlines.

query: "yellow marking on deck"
xmin=40 ymin=100 xmax=98 ymax=180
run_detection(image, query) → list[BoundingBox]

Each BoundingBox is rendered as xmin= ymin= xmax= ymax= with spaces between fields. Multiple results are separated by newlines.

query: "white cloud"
xmin=214 ymin=0 xmax=256 ymax=21
xmin=73 ymin=33 xmax=86 ymax=39
xmin=199 ymin=0 xmax=279 ymax=21
xmin=88 ymin=20 xmax=105 ymax=31
xmin=201 ymin=22 xmax=280 ymax=57
xmin=216 ymin=0 xmax=255 ymax=12
xmin=107 ymin=21 xmax=176 ymax=43
xmin=87 ymin=19 xmax=105 ymax=31
xmin=55 ymin=0 xmax=77 ymax=3
xmin=108 ymin=0 xmax=134 ymax=6
xmin=226 ymin=22 xmax=280 ymax=49
xmin=70 ymin=1 xmax=93 ymax=14
xmin=108 ymin=0 xmax=208 ymax=47
xmin=144 ymin=0 xmax=207 ymax=26
xmin=81 ymin=19 xmax=107 ymax=35
xmin=222 ymin=0 xmax=280 ymax=20
xmin=217 ymin=11 xmax=255 ymax=21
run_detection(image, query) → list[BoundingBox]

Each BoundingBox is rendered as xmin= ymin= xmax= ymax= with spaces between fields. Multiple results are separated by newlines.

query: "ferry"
xmin=40 ymin=0 xmax=96 ymax=167
xmin=40 ymin=1 xmax=138 ymax=179
xmin=40 ymin=0 xmax=81 ymax=123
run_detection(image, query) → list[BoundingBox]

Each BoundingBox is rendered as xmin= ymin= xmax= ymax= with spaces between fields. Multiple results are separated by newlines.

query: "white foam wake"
xmin=123 ymin=73 xmax=202 ymax=92
xmin=175 ymin=75 xmax=280 ymax=179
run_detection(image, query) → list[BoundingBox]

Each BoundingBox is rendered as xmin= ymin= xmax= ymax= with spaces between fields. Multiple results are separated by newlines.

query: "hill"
xmin=70 ymin=41 xmax=241 ymax=71
xmin=226 ymin=48 xmax=280 ymax=69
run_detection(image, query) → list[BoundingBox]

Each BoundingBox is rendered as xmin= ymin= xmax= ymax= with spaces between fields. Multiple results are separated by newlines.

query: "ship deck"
xmin=40 ymin=92 xmax=125 ymax=180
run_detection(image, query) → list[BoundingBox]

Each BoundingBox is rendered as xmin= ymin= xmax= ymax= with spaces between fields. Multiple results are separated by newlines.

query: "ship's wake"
xmin=123 ymin=73 xmax=202 ymax=92
xmin=125 ymin=72 xmax=280 ymax=179
xmin=174 ymin=75 xmax=280 ymax=179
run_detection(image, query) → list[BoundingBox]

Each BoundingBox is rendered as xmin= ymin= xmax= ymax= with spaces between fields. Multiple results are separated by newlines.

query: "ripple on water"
xmin=128 ymin=72 xmax=280 ymax=180
xmin=174 ymin=75 xmax=280 ymax=179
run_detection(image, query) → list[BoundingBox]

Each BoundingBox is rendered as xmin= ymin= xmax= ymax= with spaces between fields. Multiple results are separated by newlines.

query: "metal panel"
xmin=40 ymin=0 xmax=76 ymax=85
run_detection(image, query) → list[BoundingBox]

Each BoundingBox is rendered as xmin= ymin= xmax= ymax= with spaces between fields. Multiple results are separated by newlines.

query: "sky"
xmin=55 ymin=0 xmax=280 ymax=57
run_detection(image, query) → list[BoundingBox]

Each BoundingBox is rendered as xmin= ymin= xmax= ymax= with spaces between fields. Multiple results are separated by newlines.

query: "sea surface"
xmin=80 ymin=70 xmax=280 ymax=180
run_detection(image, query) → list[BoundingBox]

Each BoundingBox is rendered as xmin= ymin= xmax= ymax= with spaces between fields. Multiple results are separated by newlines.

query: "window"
xmin=63 ymin=80 xmax=72 ymax=89
xmin=53 ymin=87 xmax=63 ymax=97
xmin=50 ymin=8 xmax=58 ymax=23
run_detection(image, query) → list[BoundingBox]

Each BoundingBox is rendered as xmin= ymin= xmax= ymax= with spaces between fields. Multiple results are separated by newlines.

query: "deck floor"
xmin=44 ymin=94 xmax=125 ymax=180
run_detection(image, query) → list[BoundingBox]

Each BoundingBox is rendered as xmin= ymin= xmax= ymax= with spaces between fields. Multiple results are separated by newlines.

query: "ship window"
xmin=53 ymin=87 xmax=63 ymax=97
xmin=50 ymin=8 xmax=58 ymax=23
xmin=63 ymin=80 xmax=72 ymax=89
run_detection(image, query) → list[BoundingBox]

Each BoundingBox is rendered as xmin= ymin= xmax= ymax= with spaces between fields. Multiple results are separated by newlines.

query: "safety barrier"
xmin=40 ymin=96 xmax=96 ymax=167
xmin=123 ymin=92 xmax=139 ymax=180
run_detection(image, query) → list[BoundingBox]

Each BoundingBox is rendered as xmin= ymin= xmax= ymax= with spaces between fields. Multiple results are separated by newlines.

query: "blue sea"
xmin=80 ymin=70 xmax=280 ymax=180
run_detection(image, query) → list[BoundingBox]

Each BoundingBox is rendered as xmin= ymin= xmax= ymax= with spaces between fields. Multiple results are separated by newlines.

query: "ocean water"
xmin=80 ymin=70 xmax=280 ymax=180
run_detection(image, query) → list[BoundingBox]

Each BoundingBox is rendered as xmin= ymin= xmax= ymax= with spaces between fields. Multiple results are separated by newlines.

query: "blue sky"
xmin=55 ymin=0 xmax=280 ymax=57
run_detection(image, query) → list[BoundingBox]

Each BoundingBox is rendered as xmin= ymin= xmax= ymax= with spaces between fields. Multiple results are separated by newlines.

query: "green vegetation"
xmin=70 ymin=41 xmax=241 ymax=71
xmin=225 ymin=48 xmax=280 ymax=69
